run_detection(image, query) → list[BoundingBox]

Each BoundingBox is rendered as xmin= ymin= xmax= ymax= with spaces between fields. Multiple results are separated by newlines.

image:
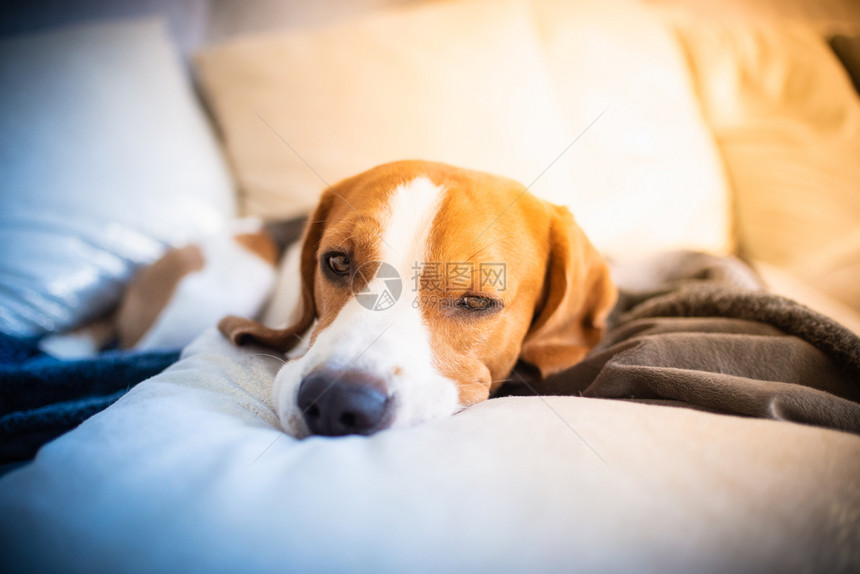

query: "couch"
xmin=1 ymin=1 xmax=859 ymax=572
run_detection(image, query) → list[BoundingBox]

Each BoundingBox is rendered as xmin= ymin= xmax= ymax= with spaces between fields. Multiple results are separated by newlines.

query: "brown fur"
xmin=117 ymin=245 xmax=205 ymax=349
xmin=235 ymin=232 xmax=279 ymax=266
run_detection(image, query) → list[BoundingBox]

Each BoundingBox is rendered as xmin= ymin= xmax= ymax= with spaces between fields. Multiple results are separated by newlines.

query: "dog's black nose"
xmin=297 ymin=370 xmax=390 ymax=436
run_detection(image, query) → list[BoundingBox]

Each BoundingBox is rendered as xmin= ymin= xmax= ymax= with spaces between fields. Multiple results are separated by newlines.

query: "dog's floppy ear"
xmin=218 ymin=190 xmax=337 ymax=351
xmin=519 ymin=205 xmax=617 ymax=379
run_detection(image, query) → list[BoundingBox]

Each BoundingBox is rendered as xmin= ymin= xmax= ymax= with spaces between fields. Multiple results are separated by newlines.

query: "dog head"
xmin=220 ymin=161 xmax=616 ymax=437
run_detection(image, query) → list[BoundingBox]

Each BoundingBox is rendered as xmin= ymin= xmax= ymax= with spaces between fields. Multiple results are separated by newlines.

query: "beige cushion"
xmin=674 ymin=18 xmax=860 ymax=312
xmin=194 ymin=0 xmax=573 ymax=221
xmin=195 ymin=0 xmax=734 ymax=258
xmin=531 ymin=0 xmax=733 ymax=258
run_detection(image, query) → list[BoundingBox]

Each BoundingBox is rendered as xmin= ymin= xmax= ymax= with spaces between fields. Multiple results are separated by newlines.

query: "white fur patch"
xmin=262 ymin=241 xmax=303 ymax=329
xmin=135 ymin=235 xmax=276 ymax=351
xmin=273 ymin=177 xmax=460 ymax=436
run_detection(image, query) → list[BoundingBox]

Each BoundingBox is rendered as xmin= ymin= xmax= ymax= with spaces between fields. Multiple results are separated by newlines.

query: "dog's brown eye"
xmin=458 ymin=296 xmax=496 ymax=312
xmin=327 ymin=253 xmax=351 ymax=275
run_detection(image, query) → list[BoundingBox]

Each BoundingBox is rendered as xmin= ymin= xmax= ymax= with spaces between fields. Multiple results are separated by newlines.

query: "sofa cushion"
xmin=674 ymin=17 xmax=860 ymax=312
xmin=194 ymin=0 xmax=573 ymax=221
xmin=531 ymin=0 xmax=733 ymax=258
xmin=196 ymin=0 xmax=734 ymax=259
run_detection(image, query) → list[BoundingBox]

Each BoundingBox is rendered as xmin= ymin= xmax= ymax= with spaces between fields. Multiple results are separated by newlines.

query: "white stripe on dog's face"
xmin=273 ymin=177 xmax=460 ymax=437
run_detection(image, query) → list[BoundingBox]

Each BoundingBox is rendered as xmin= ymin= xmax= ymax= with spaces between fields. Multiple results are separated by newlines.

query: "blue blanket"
xmin=0 ymin=334 xmax=179 ymax=463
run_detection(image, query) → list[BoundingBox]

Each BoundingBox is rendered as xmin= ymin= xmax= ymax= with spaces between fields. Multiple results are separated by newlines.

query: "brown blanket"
xmin=505 ymin=252 xmax=860 ymax=434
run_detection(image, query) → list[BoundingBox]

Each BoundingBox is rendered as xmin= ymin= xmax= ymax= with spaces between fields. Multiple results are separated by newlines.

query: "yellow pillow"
xmin=675 ymin=18 xmax=860 ymax=311
xmin=194 ymin=0 xmax=572 ymax=220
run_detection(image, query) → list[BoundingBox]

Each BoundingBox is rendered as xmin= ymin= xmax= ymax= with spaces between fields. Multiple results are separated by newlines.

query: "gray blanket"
xmin=504 ymin=252 xmax=860 ymax=434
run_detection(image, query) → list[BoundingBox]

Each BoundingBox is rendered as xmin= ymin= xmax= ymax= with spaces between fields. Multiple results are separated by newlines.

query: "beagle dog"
xmin=219 ymin=160 xmax=617 ymax=438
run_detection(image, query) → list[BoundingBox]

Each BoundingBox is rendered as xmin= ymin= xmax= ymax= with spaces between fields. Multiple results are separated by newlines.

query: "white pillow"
xmin=0 ymin=328 xmax=857 ymax=573
xmin=0 ymin=19 xmax=235 ymax=337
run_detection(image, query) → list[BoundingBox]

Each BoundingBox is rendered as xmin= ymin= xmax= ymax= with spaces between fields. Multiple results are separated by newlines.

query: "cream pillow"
xmin=194 ymin=0 xmax=572 ymax=220
xmin=531 ymin=0 xmax=733 ymax=258
xmin=674 ymin=18 xmax=860 ymax=311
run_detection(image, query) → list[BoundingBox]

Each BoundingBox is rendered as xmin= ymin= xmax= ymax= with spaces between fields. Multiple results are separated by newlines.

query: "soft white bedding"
xmin=1 ymin=329 xmax=858 ymax=573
